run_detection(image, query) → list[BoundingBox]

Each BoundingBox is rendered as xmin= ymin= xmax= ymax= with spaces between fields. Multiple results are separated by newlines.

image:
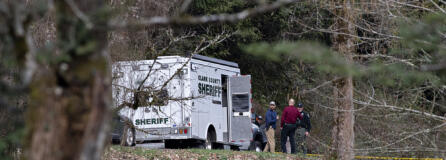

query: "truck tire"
xmin=204 ymin=129 xmax=216 ymax=150
xmin=205 ymin=133 xmax=212 ymax=150
xmin=230 ymin=145 xmax=240 ymax=151
xmin=121 ymin=125 xmax=135 ymax=146
xmin=165 ymin=140 xmax=180 ymax=149
xmin=197 ymin=142 xmax=205 ymax=149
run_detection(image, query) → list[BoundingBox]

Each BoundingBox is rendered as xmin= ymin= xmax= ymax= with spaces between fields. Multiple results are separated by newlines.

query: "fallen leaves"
xmin=103 ymin=145 xmax=309 ymax=160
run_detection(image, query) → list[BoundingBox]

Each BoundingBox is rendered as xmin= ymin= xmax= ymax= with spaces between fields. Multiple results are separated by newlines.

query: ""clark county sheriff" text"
xmin=198 ymin=75 xmax=222 ymax=97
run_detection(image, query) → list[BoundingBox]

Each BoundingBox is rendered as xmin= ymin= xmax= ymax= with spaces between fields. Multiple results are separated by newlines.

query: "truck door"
xmin=228 ymin=75 xmax=252 ymax=144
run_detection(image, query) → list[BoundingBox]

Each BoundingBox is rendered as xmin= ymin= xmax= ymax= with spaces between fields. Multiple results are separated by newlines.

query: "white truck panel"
xmin=190 ymin=60 xmax=240 ymax=142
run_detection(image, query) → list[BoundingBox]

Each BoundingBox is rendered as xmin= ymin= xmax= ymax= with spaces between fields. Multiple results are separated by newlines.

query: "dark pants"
xmin=281 ymin=124 xmax=297 ymax=153
xmin=296 ymin=127 xmax=307 ymax=154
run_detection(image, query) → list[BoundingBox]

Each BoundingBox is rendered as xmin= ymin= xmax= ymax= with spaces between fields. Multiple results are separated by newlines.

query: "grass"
xmin=104 ymin=145 xmax=311 ymax=160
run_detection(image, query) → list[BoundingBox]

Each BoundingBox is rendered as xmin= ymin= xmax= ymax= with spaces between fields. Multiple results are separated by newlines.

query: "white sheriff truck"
xmin=112 ymin=54 xmax=253 ymax=150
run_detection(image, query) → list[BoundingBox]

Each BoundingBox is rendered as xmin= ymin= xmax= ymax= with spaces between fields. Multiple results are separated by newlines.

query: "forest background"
xmin=0 ymin=0 xmax=445 ymax=159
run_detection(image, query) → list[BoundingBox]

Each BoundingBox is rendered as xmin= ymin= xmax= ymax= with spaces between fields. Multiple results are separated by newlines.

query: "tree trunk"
xmin=25 ymin=1 xmax=111 ymax=160
xmin=330 ymin=0 xmax=356 ymax=159
xmin=331 ymin=78 xmax=354 ymax=159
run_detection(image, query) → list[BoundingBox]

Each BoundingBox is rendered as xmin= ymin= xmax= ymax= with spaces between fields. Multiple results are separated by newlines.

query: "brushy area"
xmin=103 ymin=145 xmax=314 ymax=160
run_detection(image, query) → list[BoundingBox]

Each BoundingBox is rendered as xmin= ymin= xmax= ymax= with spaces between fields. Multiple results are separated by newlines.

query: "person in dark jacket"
xmin=263 ymin=101 xmax=277 ymax=152
xmin=257 ymin=116 xmax=268 ymax=147
xmin=280 ymin=98 xmax=303 ymax=154
xmin=296 ymin=102 xmax=311 ymax=154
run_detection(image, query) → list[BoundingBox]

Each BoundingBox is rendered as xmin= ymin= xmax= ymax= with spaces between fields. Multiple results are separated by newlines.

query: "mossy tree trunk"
xmin=330 ymin=0 xmax=356 ymax=159
xmin=24 ymin=1 xmax=111 ymax=159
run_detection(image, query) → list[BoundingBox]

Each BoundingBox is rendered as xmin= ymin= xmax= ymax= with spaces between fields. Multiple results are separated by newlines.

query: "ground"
xmin=103 ymin=145 xmax=314 ymax=160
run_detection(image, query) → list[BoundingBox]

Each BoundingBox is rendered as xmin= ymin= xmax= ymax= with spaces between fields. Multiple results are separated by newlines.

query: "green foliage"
xmin=399 ymin=14 xmax=446 ymax=56
xmin=365 ymin=62 xmax=440 ymax=87
xmin=396 ymin=13 xmax=446 ymax=83
xmin=244 ymin=41 xmax=359 ymax=77
xmin=189 ymin=0 xmax=248 ymax=15
xmin=0 ymin=97 xmax=24 ymax=160
xmin=0 ymin=128 xmax=24 ymax=160
xmin=244 ymin=40 xmax=441 ymax=87
xmin=76 ymin=41 xmax=97 ymax=55
xmin=235 ymin=20 xmax=262 ymax=42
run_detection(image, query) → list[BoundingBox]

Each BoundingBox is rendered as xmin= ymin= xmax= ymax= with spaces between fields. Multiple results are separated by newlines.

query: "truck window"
xmin=232 ymin=93 xmax=249 ymax=112
xmin=221 ymin=75 xmax=228 ymax=107
xmin=135 ymin=89 xmax=169 ymax=106
xmin=152 ymin=89 xmax=169 ymax=106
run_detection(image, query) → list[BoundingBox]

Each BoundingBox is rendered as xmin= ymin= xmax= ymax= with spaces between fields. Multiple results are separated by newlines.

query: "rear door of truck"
xmin=132 ymin=61 xmax=186 ymax=138
xmin=228 ymin=75 xmax=252 ymax=148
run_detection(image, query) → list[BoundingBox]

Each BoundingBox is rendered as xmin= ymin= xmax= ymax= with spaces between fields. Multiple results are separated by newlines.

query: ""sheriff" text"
xmin=135 ymin=118 xmax=169 ymax=125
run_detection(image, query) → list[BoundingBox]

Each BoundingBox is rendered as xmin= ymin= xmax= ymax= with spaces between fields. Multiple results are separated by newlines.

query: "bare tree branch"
xmin=156 ymin=31 xmax=231 ymax=96
xmin=179 ymin=0 xmax=193 ymax=14
xmin=429 ymin=0 xmax=446 ymax=14
xmin=388 ymin=0 xmax=436 ymax=13
xmin=354 ymin=122 xmax=446 ymax=151
xmin=23 ymin=28 xmax=37 ymax=85
xmin=64 ymin=0 xmax=93 ymax=29
xmin=354 ymin=95 xmax=446 ymax=121
xmin=293 ymin=18 xmax=393 ymax=41
xmin=300 ymin=77 xmax=342 ymax=95
xmin=108 ymin=0 xmax=298 ymax=29
xmin=137 ymin=30 xmax=196 ymax=91
xmin=353 ymin=54 xmax=418 ymax=68
xmin=421 ymin=58 xmax=446 ymax=71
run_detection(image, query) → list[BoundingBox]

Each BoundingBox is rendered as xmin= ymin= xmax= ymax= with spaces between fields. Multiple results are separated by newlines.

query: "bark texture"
xmin=25 ymin=1 xmax=111 ymax=160
xmin=330 ymin=0 xmax=356 ymax=159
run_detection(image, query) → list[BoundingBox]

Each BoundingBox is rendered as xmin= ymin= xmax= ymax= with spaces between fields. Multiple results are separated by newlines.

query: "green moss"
xmin=70 ymin=58 xmax=107 ymax=83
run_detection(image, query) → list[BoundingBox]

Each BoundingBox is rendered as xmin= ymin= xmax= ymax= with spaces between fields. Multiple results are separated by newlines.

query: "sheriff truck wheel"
xmin=205 ymin=135 xmax=212 ymax=150
xmin=121 ymin=125 xmax=135 ymax=146
xmin=204 ymin=129 xmax=216 ymax=150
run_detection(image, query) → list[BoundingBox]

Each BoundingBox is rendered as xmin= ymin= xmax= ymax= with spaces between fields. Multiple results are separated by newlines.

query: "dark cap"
xmin=297 ymin=103 xmax=303 ymax=108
